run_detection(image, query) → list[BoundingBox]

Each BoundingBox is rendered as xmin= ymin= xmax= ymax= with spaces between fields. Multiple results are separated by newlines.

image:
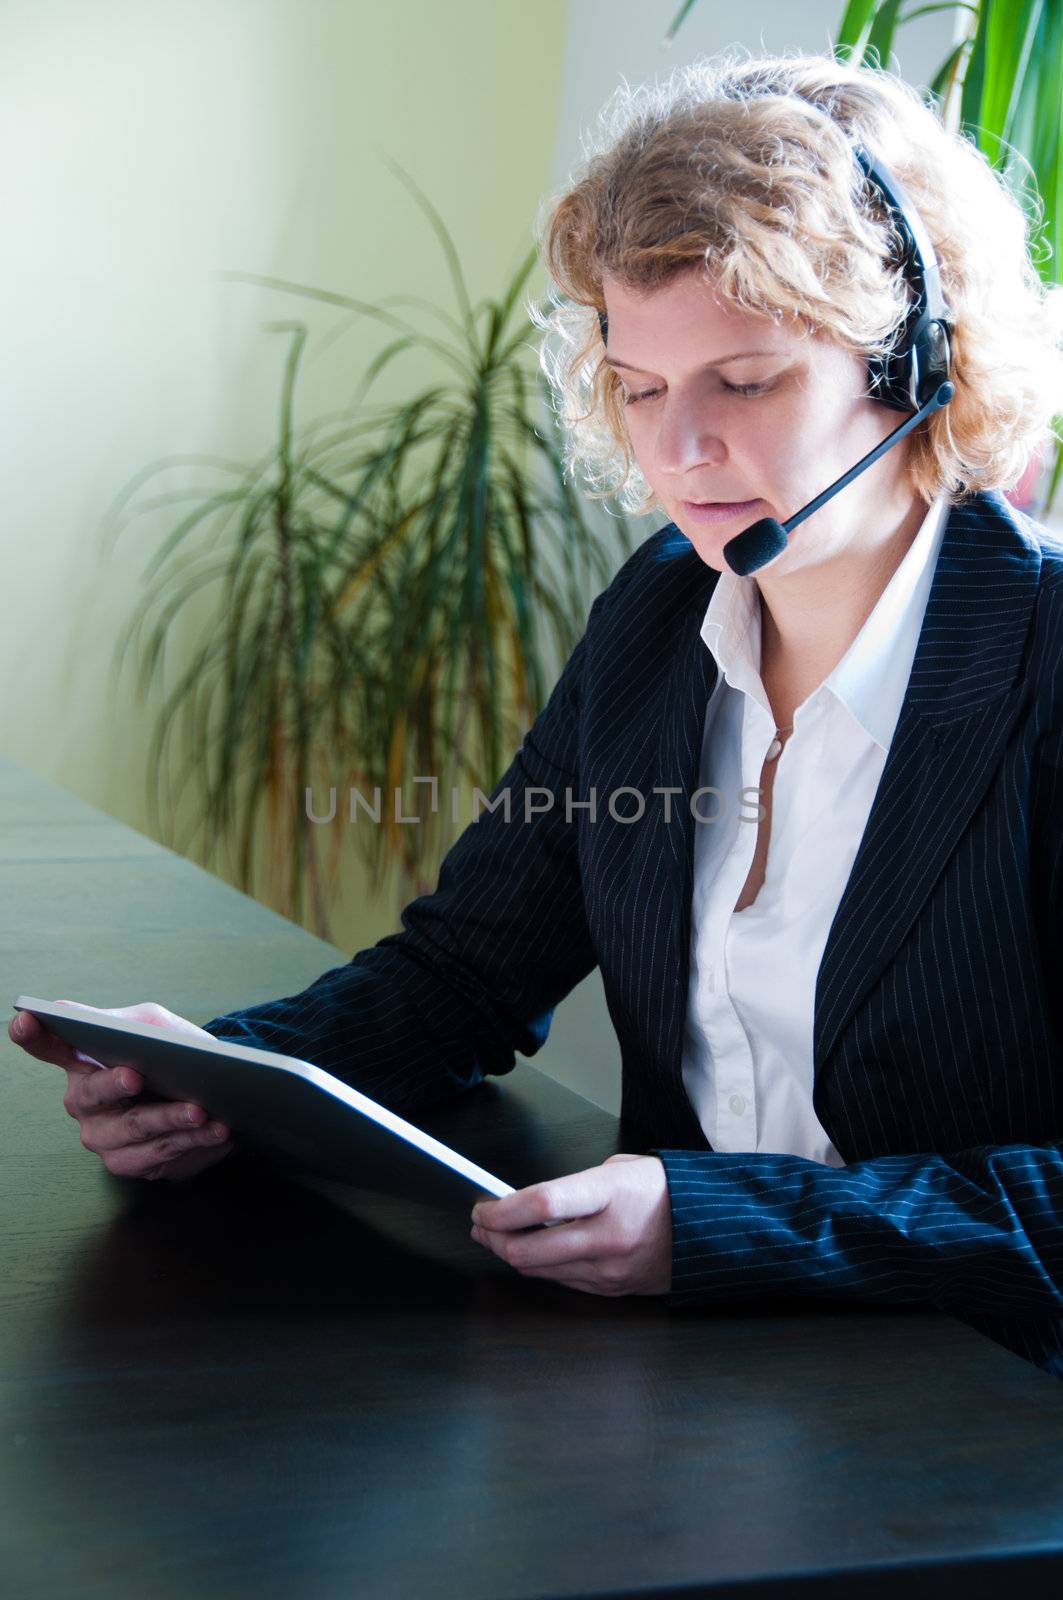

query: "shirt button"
xmin=729 ymin=1093 xmax=746 ymax=1116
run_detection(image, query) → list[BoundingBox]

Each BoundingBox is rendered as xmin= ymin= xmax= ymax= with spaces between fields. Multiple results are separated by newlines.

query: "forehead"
xmin=600 ymin=269 xmax=813 ymax=359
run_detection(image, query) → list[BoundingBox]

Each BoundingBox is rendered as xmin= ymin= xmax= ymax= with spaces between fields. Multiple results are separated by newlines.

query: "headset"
xmin=597 ymin=138 xmax=955 ymax=575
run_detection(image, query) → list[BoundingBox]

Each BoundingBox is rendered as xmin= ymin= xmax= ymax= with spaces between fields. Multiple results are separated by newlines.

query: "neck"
xmin=755 ymin=489 xmax=929 ymax=697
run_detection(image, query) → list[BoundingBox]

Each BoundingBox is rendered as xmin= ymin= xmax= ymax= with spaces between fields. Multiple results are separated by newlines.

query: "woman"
xmin=12 ymin=51 xmax=1063 ymax=1377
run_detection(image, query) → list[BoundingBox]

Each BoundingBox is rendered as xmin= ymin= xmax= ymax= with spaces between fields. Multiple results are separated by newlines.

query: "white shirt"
xmin=682 ymin=494 xmax=950 ymax=1165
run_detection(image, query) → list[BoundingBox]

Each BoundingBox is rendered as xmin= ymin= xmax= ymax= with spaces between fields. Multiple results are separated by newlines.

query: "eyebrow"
xmin=602 ymin=348 xmax=781 ymax=372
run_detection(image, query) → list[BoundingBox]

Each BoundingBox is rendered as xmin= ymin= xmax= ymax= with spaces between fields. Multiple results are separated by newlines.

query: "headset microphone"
xmin=598 ymin=136 xmax=956 ymax=578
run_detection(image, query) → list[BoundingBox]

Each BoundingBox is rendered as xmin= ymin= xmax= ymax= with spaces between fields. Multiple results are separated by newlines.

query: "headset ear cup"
xmin=913 ymin=319 xmax=952 ymax=407
xmin=866 ymin=348 xmax=915 ymax=413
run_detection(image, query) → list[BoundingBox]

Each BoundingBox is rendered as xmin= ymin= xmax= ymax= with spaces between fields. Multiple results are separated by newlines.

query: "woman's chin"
xmin=678 ymin=519 xmax=755 ymax=570
xmin=673 ymin=502 xmax=788 ymax=572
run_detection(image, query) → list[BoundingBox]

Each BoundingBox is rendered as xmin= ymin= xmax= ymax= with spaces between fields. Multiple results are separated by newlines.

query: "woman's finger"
xmin=72 ymin=1066 xmax=147 ymax=1113
xmin=82 ymin=1109 xmax=227 ymax=1157
xmin=475 ymin=1221 xmax=600 ymax=1270
xmin=471 ymin=1166 xmax=611 ymax=1233
xmin=101 ymin=1133 xmax=235 ymax=1181
xmin=9 ymin=1011 xmax=99 ymax=1073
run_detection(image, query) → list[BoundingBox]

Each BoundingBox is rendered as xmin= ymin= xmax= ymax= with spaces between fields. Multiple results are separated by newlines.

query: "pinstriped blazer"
xmin=204 ymin=486 xmax=1063 ymax=1381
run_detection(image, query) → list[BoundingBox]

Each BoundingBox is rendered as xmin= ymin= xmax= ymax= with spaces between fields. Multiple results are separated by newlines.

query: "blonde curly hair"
xmin=530 ymin=48 xmax=1063 ymax=517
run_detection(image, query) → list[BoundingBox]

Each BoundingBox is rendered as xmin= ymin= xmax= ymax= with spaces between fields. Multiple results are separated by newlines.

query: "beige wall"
xmin=2 ymin=0 xmax=567 ymax=957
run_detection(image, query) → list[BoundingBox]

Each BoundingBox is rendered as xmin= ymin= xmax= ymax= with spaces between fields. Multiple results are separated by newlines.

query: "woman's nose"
xmin=651 ymin=396 xmax=727 ymax=477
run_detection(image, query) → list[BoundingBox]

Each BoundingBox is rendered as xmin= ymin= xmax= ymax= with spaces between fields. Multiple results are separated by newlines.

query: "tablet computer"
xmin=13 ymin=995 xmax=516 ymax=1213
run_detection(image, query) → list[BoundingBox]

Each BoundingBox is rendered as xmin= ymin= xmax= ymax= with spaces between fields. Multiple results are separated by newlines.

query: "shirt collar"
xmin=700 ymin=494 xmax=951 ymax=751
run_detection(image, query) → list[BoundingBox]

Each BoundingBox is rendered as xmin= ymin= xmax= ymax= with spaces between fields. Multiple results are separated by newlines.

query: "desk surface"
xmin=2 ymin=754 xmax=1063 ymax=1600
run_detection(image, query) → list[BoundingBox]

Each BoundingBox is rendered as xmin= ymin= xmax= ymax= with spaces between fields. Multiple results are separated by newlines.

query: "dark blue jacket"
xmin=204 ymin=488 xmax=1063 ymax=1380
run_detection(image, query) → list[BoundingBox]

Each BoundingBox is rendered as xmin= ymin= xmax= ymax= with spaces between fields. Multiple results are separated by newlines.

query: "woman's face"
xmin=601 ymin=268 xmax=917 ymax=575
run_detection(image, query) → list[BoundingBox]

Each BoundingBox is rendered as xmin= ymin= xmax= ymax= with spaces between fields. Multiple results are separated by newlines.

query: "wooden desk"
xmin=2 ymin=755 xmax=1063 ymax=1599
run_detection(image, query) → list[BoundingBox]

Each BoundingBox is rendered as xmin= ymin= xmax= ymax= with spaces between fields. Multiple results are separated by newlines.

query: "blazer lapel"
xmin=812 ymin=490 xmax=1041 ymax=1082
xmin=653 ymin=557 xmax=719 ymax=1127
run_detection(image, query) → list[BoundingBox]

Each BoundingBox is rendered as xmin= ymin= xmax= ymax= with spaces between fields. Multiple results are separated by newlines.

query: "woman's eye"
xmin=622 ymin=379 xmax=773 ymax=406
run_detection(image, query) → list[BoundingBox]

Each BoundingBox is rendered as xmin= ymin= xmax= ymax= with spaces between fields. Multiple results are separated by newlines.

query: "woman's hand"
xmin=9 ymin=1000 xmax=235 ymax=1182
xmin=469 ymin=1152 xmax=672 ymax=1296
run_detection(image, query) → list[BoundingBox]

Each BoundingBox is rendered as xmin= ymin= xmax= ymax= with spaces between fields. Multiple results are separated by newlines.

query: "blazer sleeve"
xmin=648 ymin=1140 xmax=1063 ymax=1318
xmin=198 ymin=580 xmax=622 ymax=1119
xmin=649 ymin=719 xmax=1063 ymax=1322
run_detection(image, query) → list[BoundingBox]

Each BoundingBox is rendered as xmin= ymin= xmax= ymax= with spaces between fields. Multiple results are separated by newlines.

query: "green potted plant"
xmin=104 ymin=163 xmax=634 ymax=943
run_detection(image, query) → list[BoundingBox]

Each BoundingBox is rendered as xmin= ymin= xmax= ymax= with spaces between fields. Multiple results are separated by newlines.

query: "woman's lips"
xmin=681 ymin=498 xmax=761 ymax=525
